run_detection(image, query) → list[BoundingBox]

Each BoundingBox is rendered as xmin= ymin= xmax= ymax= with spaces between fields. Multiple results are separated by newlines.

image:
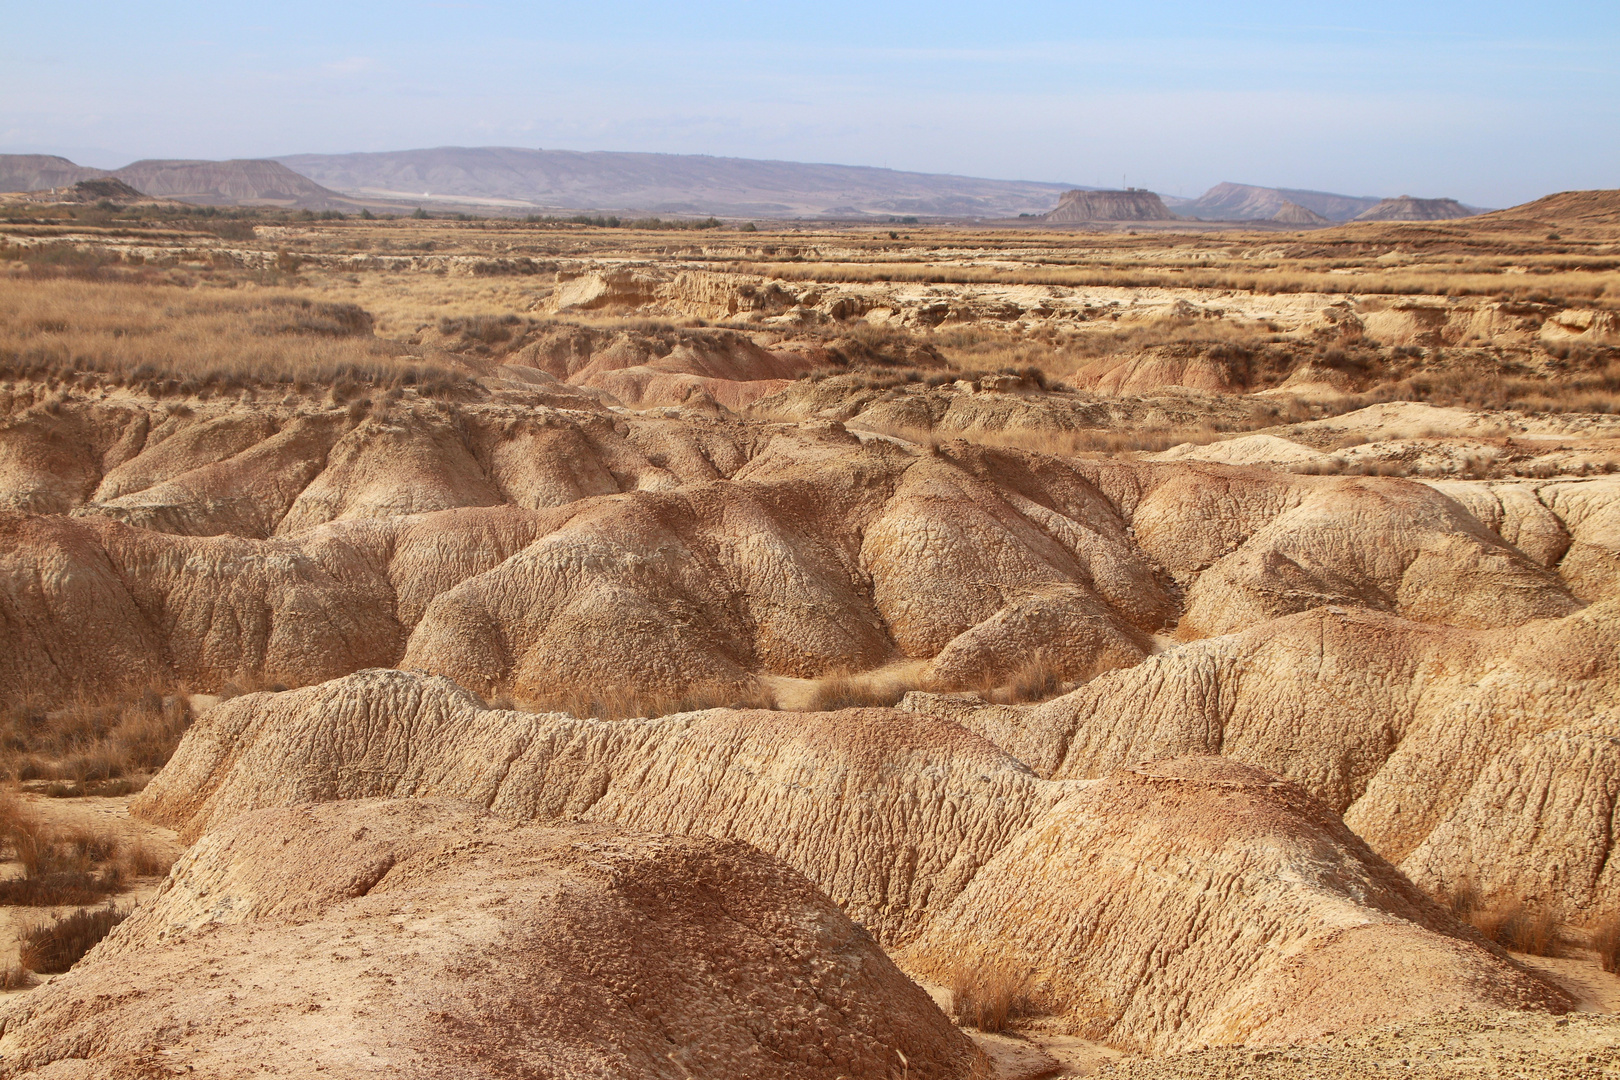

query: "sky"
xmin=1 ymin=1 xmax=1616 ymax=207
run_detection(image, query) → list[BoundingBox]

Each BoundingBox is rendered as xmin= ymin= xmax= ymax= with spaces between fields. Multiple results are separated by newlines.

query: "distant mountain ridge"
xmin=0 ymin=154 xmax=109 ymax=193
xmin=1180 ymin=182 xmax=1385 ymax=222
xmin=0 ymin=154 xmax=350 ymax=209
xmin=273 ymin=146 xmax=1078 ymax=218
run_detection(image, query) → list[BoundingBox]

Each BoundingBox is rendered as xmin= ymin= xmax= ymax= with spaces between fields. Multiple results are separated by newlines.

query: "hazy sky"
xmin=2 ymin=1 xmax=1615 ymax=206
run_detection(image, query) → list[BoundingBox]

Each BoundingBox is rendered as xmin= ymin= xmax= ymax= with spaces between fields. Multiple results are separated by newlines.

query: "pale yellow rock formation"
xmin=0 ymin=799 xmax=983 ymax=1079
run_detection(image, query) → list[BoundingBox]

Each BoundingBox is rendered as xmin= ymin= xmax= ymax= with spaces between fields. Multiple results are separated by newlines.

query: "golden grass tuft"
xmin=1590 ymin=916 xmax=1620 ymax=974
xmin=945 ymin=962 xmax=1032 ymax=1033
xmin=1469 ymin=901 xmax=1562 ymax=956
xmin=0 ymin=690 xmax=193 ymax=785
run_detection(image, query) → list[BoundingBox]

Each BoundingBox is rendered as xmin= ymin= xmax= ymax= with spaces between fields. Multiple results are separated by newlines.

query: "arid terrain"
xmin=1 ymin=187 xmax=1619 ymax=1077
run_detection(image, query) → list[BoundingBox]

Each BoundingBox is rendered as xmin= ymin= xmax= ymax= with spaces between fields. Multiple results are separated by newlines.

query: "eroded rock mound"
xmin=917 ymin=601 xmax=1620 ymax=914
xmin=134 ymin=669 xmax=1058 ymax=942
xmin=133 ymin=671 xmax=1570 ymax=1051
xmin=0 ymin=799 xmax=983 ymax=1080
xmin=900 ymin=758 xmax=1566 ymax=1052
xmin=1044 ymin=189 xmax=1176 ymax=222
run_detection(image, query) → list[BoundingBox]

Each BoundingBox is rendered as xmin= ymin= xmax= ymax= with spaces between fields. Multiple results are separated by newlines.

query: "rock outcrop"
xmin=133 ymin=671 xmax=1571 ymax=1049
xmin=1271 ymin=200 xmax=1330 ymax=225
xmin=1043 ymin=189 xmax=1176 ymax=222
xmin=1353 ymin=196 xmax=1475 ymax=222
xmin=0 ymin=799 xmax=984 ymax=1079
xmin=900 ymin=758 xmax=1566 ymax=1052
xmin=917 ymin=601 xmax=1620 ymax=914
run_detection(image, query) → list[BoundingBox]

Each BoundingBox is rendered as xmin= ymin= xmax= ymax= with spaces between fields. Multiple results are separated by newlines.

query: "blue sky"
xmin=2 ymin=1 xmax=1615 ymax=206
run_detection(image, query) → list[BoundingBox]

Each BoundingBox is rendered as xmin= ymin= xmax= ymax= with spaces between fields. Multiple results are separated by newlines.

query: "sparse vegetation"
xmin=1591 ymin=916 xmax=1620 ymax=973
xmin=945 ymin=962 xmax=1032 ymax=1032
xmin=0 ymin=690 xmax=193 ymax=785
xmin=17 ymin=902 xmax=130 ymax=974
xmin=1433 ymin=880 xmax=1563 ymax=956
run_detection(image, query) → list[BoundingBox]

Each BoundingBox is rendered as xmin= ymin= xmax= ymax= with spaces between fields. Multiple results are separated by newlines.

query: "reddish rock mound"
xmin=900 ymin=758 xmax=1568 ymax=1052
xmin=0 ymin=799 xmax=983 ymax=1080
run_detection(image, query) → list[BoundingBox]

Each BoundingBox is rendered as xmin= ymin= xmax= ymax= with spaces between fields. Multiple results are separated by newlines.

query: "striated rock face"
xmin=1271 ymin=200 xmax=1330 ymax=225
xmin=134 ymin=670 xmax=1059 ymax=942
xmin=920 ymin=601 xmax=1620 ymax=914
xmin=0 ymin=799 xmax=984 ymax=1080
xmin=1043 ymin=189 xmax=1176 ymax=222
xmin=134 ymin=670 xmax=1571 ymax=1050
xmin=900 ymin=758 xmax=1566 ymax=1052
xmin=2 ymin=390 xmax=1606 ymax=711
xmin=1354 ymin=196 xmax=1474 ymax=221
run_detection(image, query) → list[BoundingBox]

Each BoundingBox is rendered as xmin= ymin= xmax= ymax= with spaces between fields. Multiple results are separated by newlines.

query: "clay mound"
xmin=1271 ymin=200 xmax=1330 ymax=225
xmin=133 ymin=670 xmax=1570 ymax=1051
xmin=1150 ymin=433 xmax=1334 ymax=468
xmin=134 ymin=668 xmax=1059 ymax=942
xmin=1354 ymin=195 xmax=1474 ymax=222
xmin=1477 ymin=188 xmax=1620 ymax=228
xmin=900 ymin=758 xmax=1566 ymax=1052
xmin=109 ymin=158 xmax=350 ymax=209
xmin=66 ymin=177 xmax=146 ymax=202
xmin=925 ymin=601 xmax=1620 ymax=913
xmin=1 ymin=395 xmax=1601 ymax=711
xmin=0 ymin=799 xmax=982 ymax=1079
xmin=1043 ymin=188 xmax=1176 ymax=222
xmin=1086 ymin=347 xmax=1245 ymax=395
xmin=1103 ymin=1011 xmax=1620 ymax=1080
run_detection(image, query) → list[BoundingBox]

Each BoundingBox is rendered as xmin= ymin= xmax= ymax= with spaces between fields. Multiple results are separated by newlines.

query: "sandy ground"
xmin=0 ymin=792 xmax=184 ymax=995
xmin=919 ymin=955 xmax=1620 ymax=1079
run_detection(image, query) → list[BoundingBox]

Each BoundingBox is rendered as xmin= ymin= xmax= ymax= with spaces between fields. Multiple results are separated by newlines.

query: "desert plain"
xmin=0 ymin=187 xmax=1618 ymax=1078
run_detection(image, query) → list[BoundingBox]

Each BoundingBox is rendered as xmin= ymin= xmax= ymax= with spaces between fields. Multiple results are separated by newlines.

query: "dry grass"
xmin=0 ymin=690 xmax=193 ymax=785
xmin=743 ymin=258 xmax=1620 ymax=303
xmin=0 ymin=790 xmax=175 ymax=906
xmin=803 ymin=664 xmax=934 ymax=711
xmin=1433 ymin=880 xmax=1563 ymax=956
xmin=0 ymin=278 xmax=467 ymax=392
xmin=0 ymin=961 xmax=31 ymax=990
xmin=1469 ymin=901 xmax=1562 ymax=956
xmin=979 ymin=654 xmax=1069 ymax=705
xmin=1590 ymin=916 xmax=1620 ymax=973
xmin=945 ymin=962 xmax=1032 ymax=1033
xmin=17 ymin=902 xmax=129 ymax=974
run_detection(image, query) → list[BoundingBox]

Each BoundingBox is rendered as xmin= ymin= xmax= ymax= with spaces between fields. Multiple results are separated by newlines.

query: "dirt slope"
xmin=0 ymin=799 xmax=983 ymax=1079
xmin=134 ymin=669 xmax=1059 ymax=941
xmin=901 ymin=758 xmax=1566 ymax=1053
xmin=0 ymin=391 xmax=1602 ymax=709
xmin=919 ymin=601 xmax=1620 ymax=914
xmin=132 ymin=671 xmax=1571 ymax=1050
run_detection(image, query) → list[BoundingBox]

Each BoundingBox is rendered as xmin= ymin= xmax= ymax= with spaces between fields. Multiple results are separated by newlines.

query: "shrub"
xmin=1470 ymin=901 xmax=1561 ymax=956
xmin=18 ymin=903 xmax=129 ymax=974
xmin=1590 ymin=916 xmax=1620 ymax=974
xmin=946 ymin=962 xmax=1030 ymax=1033
xmin=805 ymin=667 xmax=929 ymax=711
xmin=985 ymin=653 xmax=1067 ymax=705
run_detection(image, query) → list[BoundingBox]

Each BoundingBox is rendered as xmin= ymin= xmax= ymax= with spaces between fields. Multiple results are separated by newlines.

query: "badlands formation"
xmin=1 ymin=192 xmax=1619 ymax=1076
